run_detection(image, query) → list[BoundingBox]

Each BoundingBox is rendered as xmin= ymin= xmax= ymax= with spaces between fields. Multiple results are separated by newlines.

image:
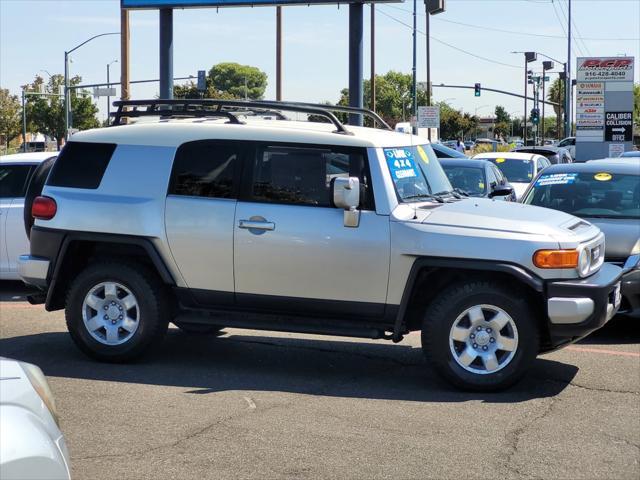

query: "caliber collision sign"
xmin=605 ymin=112 xmax=633 ymax=142
xmin=575 ymin=56 xmax=634 ymax=161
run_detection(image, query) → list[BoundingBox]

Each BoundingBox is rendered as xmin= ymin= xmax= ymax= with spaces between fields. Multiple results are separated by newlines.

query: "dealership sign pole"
xmin=575 ymin=56 xmax=634 ymax=161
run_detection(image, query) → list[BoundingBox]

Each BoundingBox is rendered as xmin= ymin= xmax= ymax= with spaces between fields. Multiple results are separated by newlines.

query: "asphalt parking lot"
xmin=1 ymin=281 xmax=638 ymax=480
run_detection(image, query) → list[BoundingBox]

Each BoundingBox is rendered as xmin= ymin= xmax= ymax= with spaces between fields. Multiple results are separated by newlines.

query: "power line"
xmin=555 ymin=0 xmax=585 ymax=57
xmin=377 ymin=8 xmax=521 ymax=69
xmin=383 ymin=2 xmax=639 ymax=41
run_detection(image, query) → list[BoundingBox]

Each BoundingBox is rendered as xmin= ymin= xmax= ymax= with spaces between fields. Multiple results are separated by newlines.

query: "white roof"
xmin=70 ymin=117 xmax=429 ymax=149
xmin=0 ymin=151 xmax=58 ymax=164
xmin=471 ymin=152 xmax=542 ymax=161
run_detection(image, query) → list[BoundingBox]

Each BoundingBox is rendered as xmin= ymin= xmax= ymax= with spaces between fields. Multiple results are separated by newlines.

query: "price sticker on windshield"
xmin=535 ymin=173 xmax=578 ymax=186
xmin=384 ymin=148 xmax=418 ymax=180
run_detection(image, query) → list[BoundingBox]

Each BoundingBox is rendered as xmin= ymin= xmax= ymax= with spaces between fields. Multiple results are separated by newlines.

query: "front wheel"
xmin=422 ymin=281 xmax=539 ymax=391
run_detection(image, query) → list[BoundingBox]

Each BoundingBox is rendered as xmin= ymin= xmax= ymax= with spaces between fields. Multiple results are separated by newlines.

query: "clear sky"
xmin=1 ymin=0 xmax=639 ymax=122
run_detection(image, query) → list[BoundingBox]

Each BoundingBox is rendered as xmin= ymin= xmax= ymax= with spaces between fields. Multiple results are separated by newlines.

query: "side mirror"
xmin=488 ymin=185 xmax=514 ymax=199
xmin=332 ymin=177 xmax=361 ymax=227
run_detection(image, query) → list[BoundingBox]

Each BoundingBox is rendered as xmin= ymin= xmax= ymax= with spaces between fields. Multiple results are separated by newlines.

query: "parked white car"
xmin=0 ymin=152 xmax=56 ymax=280
xmin=0 ymin=358 xmax=71 ymax=480
xmin=471 ymin=152 xmax=551 ymax=200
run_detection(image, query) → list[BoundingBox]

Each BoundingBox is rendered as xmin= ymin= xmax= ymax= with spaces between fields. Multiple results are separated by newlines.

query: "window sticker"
xmin=478 ymin=182 xmax=485 ymax=189
xmin=416 ymin=145 xmax=429 ymax=163
xmin=528 ymin=173 xmax=533 ymax=179
xmin=594 ymin=172 xmax=612 ymax=182
xmin=384 ymin=148 xmax=418 ymax=180
xmin=495 ymin=158 xmax=506 ymax=163
xmin=535 ymin=172 xmax=578 ymax=187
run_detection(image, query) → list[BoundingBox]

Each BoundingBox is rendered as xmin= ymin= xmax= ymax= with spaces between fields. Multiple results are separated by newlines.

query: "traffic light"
xmin=527 ymin=70 xmax=534 ymax=84
xmin=531 ymin=108 xmax=540 ymax=125
xmin=474 ymin=83 xmax=481 ymax=97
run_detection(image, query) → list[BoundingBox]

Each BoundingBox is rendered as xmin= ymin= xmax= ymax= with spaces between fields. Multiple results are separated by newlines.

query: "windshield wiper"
xmin=433 ymin=189 xmax=467 ymax=199
xmin=403 ymin=193 xmax=445 ymax=203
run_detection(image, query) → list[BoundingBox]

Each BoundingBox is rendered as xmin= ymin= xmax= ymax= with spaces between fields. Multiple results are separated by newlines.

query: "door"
xmin=0 ymin=164 xmax=32 ymax=275
xmin=234 ymin=143 xmax=390 ymax=317
xmin=165 ymin=140 xmax=244 ymax=305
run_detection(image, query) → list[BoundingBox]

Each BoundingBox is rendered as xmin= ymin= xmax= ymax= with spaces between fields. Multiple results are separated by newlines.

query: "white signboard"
xmin=577 ymin=57 xmax=634 ymax=82
xmin=417 ymin=106 xmax=440 ymax=129
xmin=93 ymin=87 xmax=116 ymax=98
xmin=608 ymin=143 xmax=625 ymax=158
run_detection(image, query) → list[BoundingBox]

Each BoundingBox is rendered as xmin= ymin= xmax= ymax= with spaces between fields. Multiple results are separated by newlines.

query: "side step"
xmin=174 ymin=309 xmax=391 ymax=340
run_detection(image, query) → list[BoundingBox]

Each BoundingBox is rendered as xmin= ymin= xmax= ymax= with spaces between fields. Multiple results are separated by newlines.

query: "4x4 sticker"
xmin=535 ymin=173 xmax=578 ymax=186
xmin=384 ymin=148 xmax=417 ymax=180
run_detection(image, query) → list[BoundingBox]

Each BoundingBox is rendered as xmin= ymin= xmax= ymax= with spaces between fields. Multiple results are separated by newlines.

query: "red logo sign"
xmin=579 ymin=59 xmax=633 ymax=70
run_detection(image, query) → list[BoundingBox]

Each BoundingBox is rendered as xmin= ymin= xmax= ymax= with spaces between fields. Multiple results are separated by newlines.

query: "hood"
xmin=511 ymin=182 xmax=530 ymax=200
xmin=415 ymin=198 xmax=599 ymax=242
xmin=582 ymin=217 xmax=640 ymax=261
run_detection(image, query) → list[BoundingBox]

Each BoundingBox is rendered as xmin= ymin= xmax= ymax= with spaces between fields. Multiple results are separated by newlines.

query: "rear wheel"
xmin=65 ymin=261 xmax=169 ymax=362
xmin=422 ymin=280 xmax=539 ymax=391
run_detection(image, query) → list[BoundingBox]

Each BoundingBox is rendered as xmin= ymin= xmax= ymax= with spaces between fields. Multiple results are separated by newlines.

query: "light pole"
xmin=424 ymin=0 xmax=446 ymax=140
xmin=64 ymin=32 xmax=119 ymax=139
xmin=107 ymin=59 xmax=118 ymax=123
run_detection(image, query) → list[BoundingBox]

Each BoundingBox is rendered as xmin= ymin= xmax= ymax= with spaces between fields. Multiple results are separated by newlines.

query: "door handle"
xmin=238 ymin=219 xmax=275 ymax=231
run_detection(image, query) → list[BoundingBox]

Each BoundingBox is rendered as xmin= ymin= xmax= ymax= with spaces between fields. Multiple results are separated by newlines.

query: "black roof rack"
xmin=111 ymin=99 xmax=391 ymax=134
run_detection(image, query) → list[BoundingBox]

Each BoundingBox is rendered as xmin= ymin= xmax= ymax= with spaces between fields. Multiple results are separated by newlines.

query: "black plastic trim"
xmin=546 ymin=262 xmax=623 ymax=341
xmin=393 ymin=257 xmax=545 ymax=338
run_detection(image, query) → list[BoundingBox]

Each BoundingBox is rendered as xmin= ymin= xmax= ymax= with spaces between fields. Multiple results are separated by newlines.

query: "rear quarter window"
xmin=47 ymin=142 xmax=116 ymax=189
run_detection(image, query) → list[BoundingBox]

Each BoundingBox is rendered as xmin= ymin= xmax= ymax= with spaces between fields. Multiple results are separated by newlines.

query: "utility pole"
xmin=411 ymin=0 xmax=417 ymax=134
xmin=107 ymin=60 xmax=118 ymax=123
xmin=22 ymin=89 xmax=27 ymax=152
xmin=425 ymin=3 xmax=431 ymax=139
xmin=276 ymin=6 xmax=282 ymax=101
xmin=121 ymin=9 xmax=130 ymax=103
xmin=370 ymin=3 xmax=375 ymax=113
xmin=565 ymin=0 xmax=572 ymax=138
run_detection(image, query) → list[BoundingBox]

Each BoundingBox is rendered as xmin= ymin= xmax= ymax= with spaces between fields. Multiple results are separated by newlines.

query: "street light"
xmin=64 ymin=32 xmax=119 ymax=139
xmin=107 ymin=59 xmax=118 ymax=123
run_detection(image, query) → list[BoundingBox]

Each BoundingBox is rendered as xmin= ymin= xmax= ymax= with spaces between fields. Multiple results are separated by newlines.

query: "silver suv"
xmin=19 ymin=100 xmax=623 ymax=391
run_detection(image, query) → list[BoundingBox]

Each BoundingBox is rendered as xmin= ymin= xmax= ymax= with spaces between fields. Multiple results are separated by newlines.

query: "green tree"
xmin=174 ymin=63 xmax=268 ymax=100
xmin=23 ymin=74 xmax=99 ymax=148
xmin=0 ymin=88 xmax=21 ymax=151
xmin=337 ymin=71 xmax=429 ymax=126
xmin=548 ymin=78 xmax=565 ymax=123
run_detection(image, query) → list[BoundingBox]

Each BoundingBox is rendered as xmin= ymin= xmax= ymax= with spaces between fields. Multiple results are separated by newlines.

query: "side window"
xmin=48 ymin=142 xmax=116 ymax=189
xmin=249 ymin=144 xmax=374 ymax=209
xmin=0 ymin=165 xmax=32 ymax=198
xmin=494 ymin=166 xmax=506 ymax=185
xmin=169 ymin=141 xmax=241 ymax=198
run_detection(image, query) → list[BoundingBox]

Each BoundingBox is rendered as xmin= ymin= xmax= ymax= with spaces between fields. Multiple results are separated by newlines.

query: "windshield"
xmin=383 ymin=145 xmax=453 ymax=202
xmin=523 ymin=171 xmax=640 ymax=219
xmin=442 ymin=165 xmax=486 ymax=196
xmin=478 ymin=157 xmax=534 ymax=183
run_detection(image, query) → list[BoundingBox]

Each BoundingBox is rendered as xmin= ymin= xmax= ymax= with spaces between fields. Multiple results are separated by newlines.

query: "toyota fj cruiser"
xmin=19 ymin=99 xmax=623 ymax=391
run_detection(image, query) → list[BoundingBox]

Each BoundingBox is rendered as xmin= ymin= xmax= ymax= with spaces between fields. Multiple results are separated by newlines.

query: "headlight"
xmin=578 ymin=248 xmax=591 ymax=277
xmin=533 ymin=249 xmax=579 ymax=269
xmin=19 ymin=362 xmax=59 ymax=427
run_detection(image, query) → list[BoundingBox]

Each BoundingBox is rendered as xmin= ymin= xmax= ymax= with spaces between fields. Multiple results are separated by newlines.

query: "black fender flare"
xmin=42 ymin=229 xmax=175 ymax=311
xmin=392 ymin=256 xmax=545 ymax=340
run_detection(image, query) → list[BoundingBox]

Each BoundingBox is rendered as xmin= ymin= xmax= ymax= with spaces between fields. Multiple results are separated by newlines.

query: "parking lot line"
xmin=566 ymin=346 xmax=640 ymax=358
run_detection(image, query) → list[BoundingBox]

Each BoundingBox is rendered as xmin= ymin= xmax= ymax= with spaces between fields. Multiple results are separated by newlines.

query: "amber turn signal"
xmin=533 ymin=249 xmax=579 ymax=269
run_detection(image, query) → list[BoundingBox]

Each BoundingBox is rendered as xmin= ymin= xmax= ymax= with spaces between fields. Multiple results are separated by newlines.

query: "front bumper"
xmin=545 ymin=262 xmax=623 ymax=347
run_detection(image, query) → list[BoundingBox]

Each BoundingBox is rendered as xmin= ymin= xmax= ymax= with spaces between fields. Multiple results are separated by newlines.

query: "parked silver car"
xmin=19 ymin=99 xmax=622 ymax=391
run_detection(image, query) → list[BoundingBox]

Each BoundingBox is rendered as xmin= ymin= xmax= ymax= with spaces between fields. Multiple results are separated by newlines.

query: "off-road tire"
xmin=65 ymin=261 xmax=169 ymax=362
xmin=421 ymin=280 xmax=539 ymax=392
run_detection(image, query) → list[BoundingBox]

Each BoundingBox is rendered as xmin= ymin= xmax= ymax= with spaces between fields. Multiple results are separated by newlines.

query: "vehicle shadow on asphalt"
xmin=0 ymin=328 xmax=581 ymax=403
xmin=0 ymin=281 xmax=38 ymax=302
xmin=577 ymin=315 xmax=639 ymax=345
